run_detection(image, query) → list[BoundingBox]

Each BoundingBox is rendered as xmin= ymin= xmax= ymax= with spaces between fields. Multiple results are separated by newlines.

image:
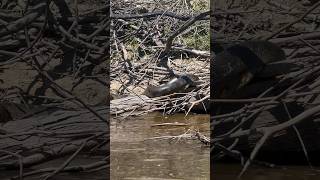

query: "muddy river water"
xmin=111 ymin=113 xmax=320 ymax=180
xmin=111 ymin=113 xmax=210 ymax=179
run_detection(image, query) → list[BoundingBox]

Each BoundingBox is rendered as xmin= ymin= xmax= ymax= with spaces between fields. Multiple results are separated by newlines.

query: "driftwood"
xmin=110 ymin=1 xmax=210 ymax=116
xmin=211 ymin=0 xmax=320 ymax=177
xmin=110 ymin=93 xmax=210 ymax=117
xmin=0 ymin=105 xmax=108 ymax=179
xmin=0 ymin=0 xmax=110 ymax=179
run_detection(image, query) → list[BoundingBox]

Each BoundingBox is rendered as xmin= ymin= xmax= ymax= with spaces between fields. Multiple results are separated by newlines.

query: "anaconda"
xmin=212 ymin=40 xmax=286 ymax=99
xmin=144 ymin=74 xmax=199 ymax=98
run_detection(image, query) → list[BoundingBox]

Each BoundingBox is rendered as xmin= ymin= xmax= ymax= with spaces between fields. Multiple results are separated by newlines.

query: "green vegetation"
xmin=182 ymin=27 xmax=210 ymax=50
xmin=181 ymin=0 xmax=210 ymax=50
xmin=190 ymin=0 xmax=209 ymax=11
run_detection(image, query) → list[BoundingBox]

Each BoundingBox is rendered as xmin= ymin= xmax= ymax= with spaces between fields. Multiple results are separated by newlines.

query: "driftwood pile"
xmin=211 ymin=0 xmax=320 ymax=177
xmin=110 ymin=0 xmax=210 ymax=116
xmin=0 ymin=0 xmax=109 ymax=179
xmin=0 ymin=105 xmax=108 ymax=179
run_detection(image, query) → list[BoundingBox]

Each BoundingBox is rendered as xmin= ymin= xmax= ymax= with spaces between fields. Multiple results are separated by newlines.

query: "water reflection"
xmin=111 ymin=113 xmax=210 ymax=179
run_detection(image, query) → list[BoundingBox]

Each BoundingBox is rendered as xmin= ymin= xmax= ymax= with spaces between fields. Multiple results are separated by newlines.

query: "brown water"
xmin=109 ymin=112 xmax=320 ymax=180
xmin=110 ymin=113 xmax=210 ymax=179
